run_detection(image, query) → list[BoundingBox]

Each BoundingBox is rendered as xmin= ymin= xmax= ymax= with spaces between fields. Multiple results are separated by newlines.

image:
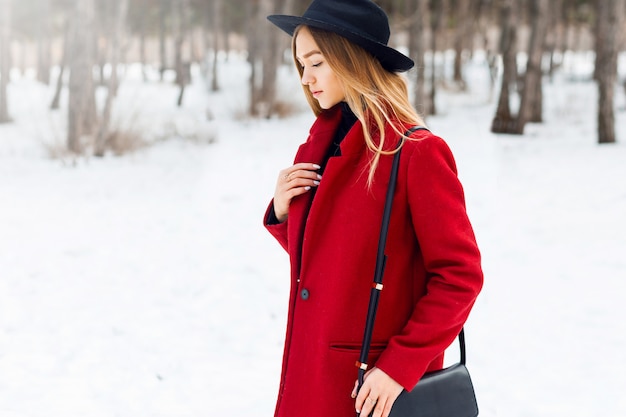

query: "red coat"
xmin=264 ymin=105 xmax=483 ymax=417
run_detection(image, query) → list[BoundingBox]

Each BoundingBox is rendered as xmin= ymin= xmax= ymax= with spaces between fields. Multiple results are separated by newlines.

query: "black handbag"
xmin=356 ymin=126 xmax=479 ymax=417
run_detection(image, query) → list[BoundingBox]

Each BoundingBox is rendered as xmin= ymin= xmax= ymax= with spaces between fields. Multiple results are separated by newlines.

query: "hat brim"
xmin=267 ymin=14 xmax=414 ymax=73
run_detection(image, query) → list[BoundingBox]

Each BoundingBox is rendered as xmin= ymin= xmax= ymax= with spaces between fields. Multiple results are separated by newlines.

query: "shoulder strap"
xmin=375 ymin=126 xmax=426 ymax=272
xmin=356 ymin=126 xmax=466 ymax=393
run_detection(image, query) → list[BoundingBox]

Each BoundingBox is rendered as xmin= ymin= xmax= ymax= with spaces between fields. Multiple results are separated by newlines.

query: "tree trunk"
xmin=223 ymin=6 xmax=232 ymax=61
xmin=530 ymin=68 xmax=543 ymax=123
xmin=472 ymin=0 xmax=497 ymax=101
xmin=174 ymin=0 xmax=191 ymax=106
xmin=595 ymin=0 xmax=624 ymax=144
xmin=247 ymin=0 xmax=286 ymax=117
xmin=246 ymin=1 xmax=257 ymax=116
xmin=50 ymin=23 xmax=69 ymax=110
xmin=491 ymin=0 xmax=518 ymax=134
xmin=0 ymin=0 xmax=12 ymax=123
xmin=159 ymin=0 xmax=168 ymax=81
xmin=428 ymin=0 xmax=447 ymax=116
xmin=210 ymin=0 xmax=223 ymax=92
xmin=452 ymin=0 xmax=471 ymax=90
xmin=512 ymin=0 xmax=548 ymax=134
xmin=545 ymin=0 xmax=563 ymax=81
xmin=95 ymin=0 xmax=129 ymax=157
xmin=67 ymin=0 xmax=97 ymax=153
xmin=261 ymin=0 xmax=283 ymax=117
xmin=139 ymin=33 xmax=147 ymax=82
xmin=138 ymin=5 xmax=148 ymax=83
xmin=409 ymin=0 xmax=428 ymax=115
xmin=37 ymin=0 xmax=52 ymax=85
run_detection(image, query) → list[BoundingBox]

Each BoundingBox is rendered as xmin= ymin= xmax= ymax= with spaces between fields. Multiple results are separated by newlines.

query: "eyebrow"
xmin=297 ymin=50 xmax=322 ymax=61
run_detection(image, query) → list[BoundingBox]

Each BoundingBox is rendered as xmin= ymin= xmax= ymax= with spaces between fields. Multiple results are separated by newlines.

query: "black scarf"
xmin=320 ymin=102 xmax=358 ymax=173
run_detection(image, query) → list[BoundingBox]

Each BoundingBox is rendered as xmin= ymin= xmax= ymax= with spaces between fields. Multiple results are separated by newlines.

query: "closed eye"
xmin=300 ymin=61 xmax=322 ymax=69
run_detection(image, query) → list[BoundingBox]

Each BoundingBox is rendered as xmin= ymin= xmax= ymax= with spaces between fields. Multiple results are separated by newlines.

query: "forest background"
xmin=0 ymin=0 xmax=625 ymax=151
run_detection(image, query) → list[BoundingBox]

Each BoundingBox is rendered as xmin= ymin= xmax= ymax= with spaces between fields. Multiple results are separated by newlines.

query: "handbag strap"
xmin=356 ymin=126 xmax=467 ymax=393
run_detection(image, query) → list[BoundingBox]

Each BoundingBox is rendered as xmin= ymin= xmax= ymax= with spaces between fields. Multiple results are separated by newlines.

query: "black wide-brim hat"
xmin=267 ymin=0 xmax=414 ymax=73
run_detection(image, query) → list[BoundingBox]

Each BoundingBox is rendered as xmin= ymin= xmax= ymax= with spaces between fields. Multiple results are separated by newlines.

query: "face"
xmin=295 ymin=27 xmax=346 ymax=109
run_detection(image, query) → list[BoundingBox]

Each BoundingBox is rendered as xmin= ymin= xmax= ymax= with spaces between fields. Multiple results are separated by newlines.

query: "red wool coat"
xmin=264 ymin=105 xmax=483 ymax=417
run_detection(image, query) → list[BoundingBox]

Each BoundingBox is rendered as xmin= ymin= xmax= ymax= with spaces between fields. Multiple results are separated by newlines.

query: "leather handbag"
xmin=356 ymin=126 xmax=479 ymax=417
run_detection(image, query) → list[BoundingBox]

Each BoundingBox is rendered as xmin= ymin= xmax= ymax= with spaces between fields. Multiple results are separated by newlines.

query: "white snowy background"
xmin=1 ymin=51 xmax=625 ymax=417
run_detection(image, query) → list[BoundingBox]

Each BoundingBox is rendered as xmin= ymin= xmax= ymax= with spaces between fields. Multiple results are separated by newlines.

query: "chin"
xmin=318 ymin=100 xmax=341 ymax=110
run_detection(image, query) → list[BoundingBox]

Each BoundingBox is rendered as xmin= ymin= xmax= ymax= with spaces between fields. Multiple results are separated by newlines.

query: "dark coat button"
xmin=300 ymin=288 xmax=310 ymax=300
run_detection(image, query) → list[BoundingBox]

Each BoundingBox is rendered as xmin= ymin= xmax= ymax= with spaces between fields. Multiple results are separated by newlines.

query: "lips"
xmin=311 ymin=90 xmax=322 ymax=98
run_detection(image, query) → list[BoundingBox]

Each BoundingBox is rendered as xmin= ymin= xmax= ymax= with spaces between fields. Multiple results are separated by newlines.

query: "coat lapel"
xmin=287 ymin=107 xmax=342 ymax=279
xmin=298 ymin=121 xmax=369 ymax=276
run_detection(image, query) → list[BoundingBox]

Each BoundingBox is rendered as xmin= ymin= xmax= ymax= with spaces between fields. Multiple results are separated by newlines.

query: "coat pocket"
xmin=329 ymin=342 xmax=387 ymax=353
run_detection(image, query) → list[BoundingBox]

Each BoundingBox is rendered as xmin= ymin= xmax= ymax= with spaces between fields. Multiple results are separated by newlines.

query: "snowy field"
xmin=1 ymin=52 xmax=625 ymax=417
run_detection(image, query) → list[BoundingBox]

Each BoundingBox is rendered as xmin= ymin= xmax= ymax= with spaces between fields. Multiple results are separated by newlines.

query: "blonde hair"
xmin=292 ymin=25 xmax=426 ymax=184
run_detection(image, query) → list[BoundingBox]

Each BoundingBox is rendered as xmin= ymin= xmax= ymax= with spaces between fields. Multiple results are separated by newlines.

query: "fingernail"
xmin=316 ymin=174 xmax=322 ymax=179
xmin=313 ymin=164 xmax=321 ymax=169
xmin=305 ymin=186 xmax=311 ymax=191
xmin=313 ymin=180 xmax=320 ymax=185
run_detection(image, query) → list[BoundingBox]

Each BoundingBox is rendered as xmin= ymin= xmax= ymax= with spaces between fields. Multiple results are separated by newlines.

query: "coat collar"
xmin=287 ymin=104 xmax=412 ymax=278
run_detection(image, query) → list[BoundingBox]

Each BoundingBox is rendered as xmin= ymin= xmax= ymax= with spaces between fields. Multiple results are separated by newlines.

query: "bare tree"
xmin=491 ymin=0 xmax=519 ymax=133
xmin=36 ymin=0 xmax=52 ymax=85
xmin=0 ymin=0 xmax=12 ymax=124
xmin=210 ymin=0 xmax=224 ymax=92
xmin=545 ymin=0 xmax=564 ymax=80
xmin=174 ymin=0 xmax=192 ymax=106
xmin=50 ymin=22 xmax=69 ymax=110
xmin=95 ymin=0 xmax=129 ymax=157
xmin=248 ymin=0 xmax=290 ymax=117
xmin=159 ymin=0 xmax=169 ymax=81
xmin=67 ymin=0 xmax=98 ymax=153
xmin=512 ymin=0 xmax=549 ymax=133
xmin=260 ymin=0 xmax=284 ymax=116
xmin=452 ymin=0 xmax=472 ymax=90
xmin=595 ymin=0 xmax=624 ymax=144
xmin=96 ymin=1 xmax=116 ymax=87
xmin=409 ymin=0 xmax=429 ymax=116
xmin=427 ymin=0 xmax=448 ymax=115
xmin=131 ymin=0 xmax=149 ymax=82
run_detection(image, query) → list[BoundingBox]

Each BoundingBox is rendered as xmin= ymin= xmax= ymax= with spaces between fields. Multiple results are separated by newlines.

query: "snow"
xmin=1 ymin=51 xmax=625 ymax=417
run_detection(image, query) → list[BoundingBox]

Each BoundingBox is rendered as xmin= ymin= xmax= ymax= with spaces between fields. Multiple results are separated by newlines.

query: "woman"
xmin=263 ymin=1 xmax=483 ymax=417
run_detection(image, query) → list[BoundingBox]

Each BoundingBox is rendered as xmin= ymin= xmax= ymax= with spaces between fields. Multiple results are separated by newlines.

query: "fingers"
xmin=354 ymin=368 xmax=403 ymax=417
xmin=356 ymin=389 xmax=384 ymax=417
xmin=351 ymin=368 xmax=373 ymax=399
xmin=355 ymin=384 xmax=375 ymax=417
xmin=273 ymin=163 xmax=321 ymax=221
xmin=281 ymin=163 xmax=322 ymax=184
xmin=357 ymin=392 xmax=391 ymax=417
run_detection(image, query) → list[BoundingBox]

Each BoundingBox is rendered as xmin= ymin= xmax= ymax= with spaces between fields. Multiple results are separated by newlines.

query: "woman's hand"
xmin=351 ymin=367 xmax=403 ymax=417
xmin=273 ymin=163 xmax=321 ymax=222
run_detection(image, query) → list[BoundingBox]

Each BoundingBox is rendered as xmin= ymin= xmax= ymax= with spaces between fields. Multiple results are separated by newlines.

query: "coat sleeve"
xmin=375 ymin=134 xmax=483 ymax=391
xmin=263 ymin=199 xmax=289 ymax=252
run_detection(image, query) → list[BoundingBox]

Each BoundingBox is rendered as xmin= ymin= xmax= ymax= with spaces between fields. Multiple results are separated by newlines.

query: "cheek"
xmin=332 ymin=78 xmax=346 ymax=100
xmin=324 ymin=70 xmax=340 ymax=90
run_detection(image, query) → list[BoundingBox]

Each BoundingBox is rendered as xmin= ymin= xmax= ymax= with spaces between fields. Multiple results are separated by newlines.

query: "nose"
xmin=301 ymin=68 xmax=314 ymax=86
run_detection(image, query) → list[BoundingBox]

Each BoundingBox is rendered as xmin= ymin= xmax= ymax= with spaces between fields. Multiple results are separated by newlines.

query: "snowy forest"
xmin=1 ymin=1 xmax=626 ymax=417
xmin=0 ymin=0 xmax=625 ymax=149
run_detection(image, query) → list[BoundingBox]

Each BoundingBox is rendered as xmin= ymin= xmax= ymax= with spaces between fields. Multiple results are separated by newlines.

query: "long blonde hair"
xmin=292 ymin=25 xmax=426 ymax=184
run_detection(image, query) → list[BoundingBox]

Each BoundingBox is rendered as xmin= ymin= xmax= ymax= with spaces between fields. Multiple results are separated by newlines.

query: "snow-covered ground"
xmin=1 ymin=52 xmax=625 ymax=417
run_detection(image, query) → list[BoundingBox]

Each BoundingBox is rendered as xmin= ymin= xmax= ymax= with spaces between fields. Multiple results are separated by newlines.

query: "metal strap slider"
xmin=372 ymin=283 xmax=383 ymax=291
xmin=355 ymin=361 xmax=368 ymax=370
